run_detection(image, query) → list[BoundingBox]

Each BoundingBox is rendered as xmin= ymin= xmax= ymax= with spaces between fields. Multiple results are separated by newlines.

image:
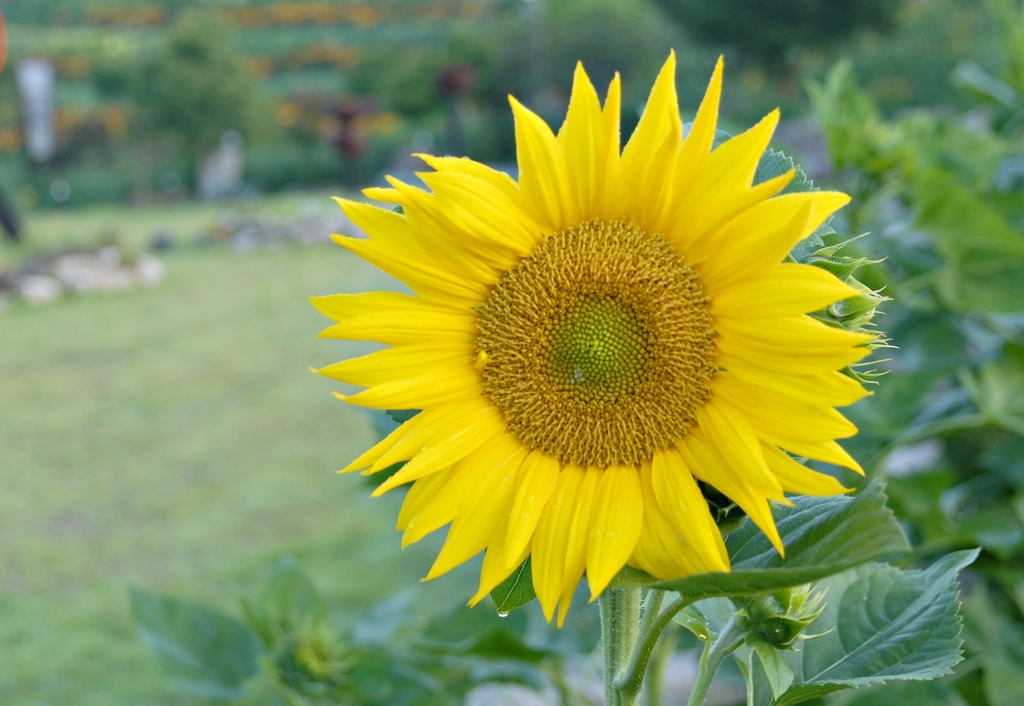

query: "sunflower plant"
xmin=311 ymin=55 xmax=976 ymax=706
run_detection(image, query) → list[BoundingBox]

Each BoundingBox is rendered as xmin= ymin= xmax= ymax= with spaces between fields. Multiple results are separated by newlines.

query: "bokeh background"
xmin=2 ymin=1 xmax=1024 ymax=705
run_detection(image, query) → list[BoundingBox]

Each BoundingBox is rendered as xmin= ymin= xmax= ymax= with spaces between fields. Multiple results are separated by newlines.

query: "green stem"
xmin=686 ymin=615 xmax=746 ymax=706
xmin=600 ymin=587 xmax=642 ymax=706
xmin=645 ymin=621 xmax=680 ymax=706
xmin=614 ymin=594 xmax=693 ymax=701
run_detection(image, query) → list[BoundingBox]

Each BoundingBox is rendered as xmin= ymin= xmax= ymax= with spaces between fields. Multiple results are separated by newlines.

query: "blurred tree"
xmin=651 ymin=0 xmax=899 ymax=74
xmin=130 ymin=11 xmax=263 ymax=187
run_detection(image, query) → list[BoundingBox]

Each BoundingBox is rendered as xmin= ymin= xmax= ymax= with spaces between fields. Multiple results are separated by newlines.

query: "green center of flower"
xmin=547 ymin=296 xmax=649 ymax=398
xmin=475 ymin=219 xmax=717 ymax=468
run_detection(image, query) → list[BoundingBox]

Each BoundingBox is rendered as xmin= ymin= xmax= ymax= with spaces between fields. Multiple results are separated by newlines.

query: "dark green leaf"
xmin=755 ymin=148 xmax=813 ymax=194
xmin=130 ymin=588 xmax=260 ymax=700
xmin=387 ymin=409 xmax=420 ymax=424
xmin=746 ymin=549 xmax=978 ymax=706
xmin=822 ymin=681 xmax=964 ymax=706
xmin=616 ymin=480 xmax=910 ymax=598
xmin=490 ymin=558 xmax=535 ymax=614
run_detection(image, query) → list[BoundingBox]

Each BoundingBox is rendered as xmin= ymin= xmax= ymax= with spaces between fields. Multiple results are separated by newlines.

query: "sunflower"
xmin=312 ymin=54 xmax=871 ymax=625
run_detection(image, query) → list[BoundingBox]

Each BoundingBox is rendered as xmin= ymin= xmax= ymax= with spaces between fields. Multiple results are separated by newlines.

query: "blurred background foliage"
xmin=0 ymin=0 xmax=1004 ymax=210
xmin=4 ymin=0 xmax=1024 ymax=705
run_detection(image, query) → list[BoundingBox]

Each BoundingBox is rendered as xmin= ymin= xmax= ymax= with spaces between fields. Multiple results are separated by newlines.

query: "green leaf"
xmin=952 ymin=60 xmax=1022 ymax=110
xmin=961 ymin=584 xmax=1024 ymax=706
xmin=240 ymin=556 xmax=326 ymax=647
xmin=386 ymin=409 xmax=420 ymax=424
xmin=970 ymin=343 xmax=1024 ymax=435
xmin=912 ymin=167 xmax=1024 ymax=313
xmin=828 ymin=681 xmax=964 ymax=706
xmin=616 ymin=480 xmax=910 ymax=599
xmin=746 ymin=549 xmax=978 ymax=706
xmin=416 ymin=603 xmax=551 ymax=664
xmin=490 ymin=558 xmax=535 ymax=614
xmin=749 ymin=635 xmax=795 ymax=700
xmin=130 ymin=588 xmax=260 ymax=700
xmin=755 ymin=148 xmax=814 ymax=194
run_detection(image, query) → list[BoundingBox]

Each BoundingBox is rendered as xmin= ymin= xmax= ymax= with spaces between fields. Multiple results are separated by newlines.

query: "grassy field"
xmin=0 ymin=199 xmax=462 ymax=705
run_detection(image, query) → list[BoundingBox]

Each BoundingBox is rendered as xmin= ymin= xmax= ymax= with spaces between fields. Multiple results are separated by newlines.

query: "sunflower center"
xmin=547 ymin=296 xmax=649 ymax=397
xmin=476 ymin=219 xmax=717 ymax=467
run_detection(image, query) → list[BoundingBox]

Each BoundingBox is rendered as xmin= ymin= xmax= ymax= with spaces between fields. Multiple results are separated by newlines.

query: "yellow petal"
xmin=338 ymin=368 xmax=482 ymax=410
xmin=425 ymin=445 xmax=525 ymax=580
xmin=470 ymin=508 xmax=530 ymax=606
xmin=586 ymin=465 xmax=644 ymax=599
xmin=696 ymin=401 xmax=786 ymax=502
xmin=318 ymin=308 xmax=477 ymax=347
xmin=650 ymin=447 xmax=728 ymax=567
xmin=372 ymin=403 xmax=505 ymax=496
xmin=369 ymin=399 xmax=489 ymax=472
xmin=510 ymin=96 xmax=574 ymax=230
xmin=760 ymin=442 xmax=852 ymax=496
xmin=397 ymin=468 xmax=453 ymax=530
xmin=559 ymin=467 xmax=600 ymax=625
xmin=401 ymin=437 xmax=521 ymax=547
xmin=362 ymin=186 xmax=402 ymax=203
xmin=713 ymin=263 xmax=861 ymax=319
xmin=418 ymin=170 xmax=541 ymax=258
xmin=716 ymin=355 xmax=869 ymax=408
xmin=679 ymin=432 xmax=784 ymax=555
xmin=558 ymin=62 xmax=606 ymax=218
xmin=333 ymin=199 xmax=486 ymax=303
xmin=531 ymin=466 xmax=586 ymax=622
xmin=715 ymin=315 xmax=872 ymax=374
xmin=596 ymin=73 xmax=623 ymax=220
xmin=417 ymin=153 xmax=522 ymax=204
xmin=712 ymin=377 xmax=859 ymax=444
xmin=668 ymin=110 xmax=785 ymax=255
xmin=385 ymin=177 xmax=501 ymax=284
xmin=700 ymin=191 xmax=850 ymax=293
xmin=633 ymin=460 xmax=728 ymax=578
xmin=503 ymin=451 xmax=561 ymax=571
xmin=673 ymin=56 xmax=723 ymax=200
xmin=621 ymin=52 xmax=681 ymax=202
xmin=771 ymin=438 xmax=864 ymax=475
xmin=631 ymin=115 xmax=682 ymax=234
xmin=311 ymin=290 xmax=450 ymax=324
xmin=315 ymin=343 xmax=473 ymax=388
xmin=339 ymin=412 xmax=418 ymax=473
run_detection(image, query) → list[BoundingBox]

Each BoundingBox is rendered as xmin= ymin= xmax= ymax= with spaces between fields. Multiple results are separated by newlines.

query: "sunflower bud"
xmin=272 ymin=619 xmax=355 ymax=694
xmin=736 ymin=585 xmax=827 ymax=649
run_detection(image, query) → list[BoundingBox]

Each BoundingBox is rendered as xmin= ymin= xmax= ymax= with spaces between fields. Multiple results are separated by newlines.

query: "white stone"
xmin=135 ymin=255 xmax=166 ymax=286
xmin=19 ymin=274 xmax=62 ymax=305
xmin=53 ymin=254 xmax=99 ymax=293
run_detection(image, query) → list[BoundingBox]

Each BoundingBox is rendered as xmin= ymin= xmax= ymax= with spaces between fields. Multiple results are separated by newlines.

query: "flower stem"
xmin=600 ymin=587 xmax=641 ymax=706
xmin=614 ymin=593 xmax=693 ymax=701
xmin=644 ymin=621 xmax=680 ymax=706
xmin=686 ymin=615 xmax=746 ymax=706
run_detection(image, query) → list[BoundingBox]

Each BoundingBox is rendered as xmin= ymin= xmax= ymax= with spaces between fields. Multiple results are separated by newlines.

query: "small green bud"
xmin=272 ymin=619 xmax=355 ymax=695
xmin=736 ymin=585 xmax=827 ymax=649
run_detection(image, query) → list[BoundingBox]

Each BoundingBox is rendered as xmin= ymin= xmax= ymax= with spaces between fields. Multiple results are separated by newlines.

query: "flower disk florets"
xmin=475 ymin=219 xmax=717 ymax=468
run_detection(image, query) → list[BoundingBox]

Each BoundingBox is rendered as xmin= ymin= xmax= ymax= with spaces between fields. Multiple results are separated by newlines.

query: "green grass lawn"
xmin=0 ymin=202 xmax=457 ymax=705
